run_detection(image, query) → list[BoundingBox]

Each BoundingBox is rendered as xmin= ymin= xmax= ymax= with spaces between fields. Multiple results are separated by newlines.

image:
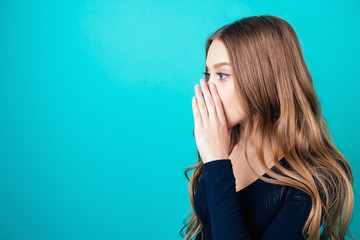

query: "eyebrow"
xmin=205 ymin=62 xmax=231 ymax=70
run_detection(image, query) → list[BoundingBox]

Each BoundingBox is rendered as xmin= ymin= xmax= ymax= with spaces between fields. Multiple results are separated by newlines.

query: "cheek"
xmin=215 ymin=89 xmax=227 ymax=111
xmin=217 ymin=91 xmax=244 ymax=127
xmin=217 ymin=92 xmax=232 ymax=118
xmin=222 ymin=97 xmax=235 ymax=118
xmin=217 ymin=88 xmax=233 ymax=113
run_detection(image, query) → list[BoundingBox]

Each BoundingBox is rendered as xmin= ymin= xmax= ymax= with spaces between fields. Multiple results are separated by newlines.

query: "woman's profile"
xmin=179 ymin=15 xmax=354 ymax=240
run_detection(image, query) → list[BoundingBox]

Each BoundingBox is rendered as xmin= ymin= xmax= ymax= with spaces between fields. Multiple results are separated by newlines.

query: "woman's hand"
xmin=192 ymin=78 xmax=231 ymax=164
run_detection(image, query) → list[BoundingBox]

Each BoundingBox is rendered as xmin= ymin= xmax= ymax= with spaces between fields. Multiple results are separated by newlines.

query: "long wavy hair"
xmin=179 ymin=15 xmax=355 ymax=240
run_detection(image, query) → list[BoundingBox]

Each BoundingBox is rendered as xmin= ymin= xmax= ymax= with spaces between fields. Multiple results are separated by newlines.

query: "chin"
xmin=227 ymin=119 xmax=238 ymax=129
xmin=227 ymin=117 xmax=247 ymax=129
xmin=225 ymin=111 xmax=246 ymax=128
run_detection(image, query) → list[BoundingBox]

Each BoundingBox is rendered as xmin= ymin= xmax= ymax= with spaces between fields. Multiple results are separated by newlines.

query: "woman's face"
xmin=205 ymin=39 xmax=245 ymax=128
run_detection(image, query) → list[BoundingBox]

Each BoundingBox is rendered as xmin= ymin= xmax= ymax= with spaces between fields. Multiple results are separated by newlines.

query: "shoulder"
xmin=268 ymin=157 xmax=313 ymax=206
xmin=278 ymin=186 xmax=313 ymax=222
xmin=287 ymin=187 xmax=312 ymax=203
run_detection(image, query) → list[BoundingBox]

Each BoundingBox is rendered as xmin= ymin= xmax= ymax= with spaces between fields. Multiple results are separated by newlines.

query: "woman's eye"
xmin=218 ymin=73 xmax=229 ymax=80
xmin=203 ymin=72 xmax=229 ymax=81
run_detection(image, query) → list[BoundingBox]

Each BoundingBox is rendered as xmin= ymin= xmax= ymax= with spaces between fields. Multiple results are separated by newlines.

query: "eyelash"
xmin=203 ymin=72 xmax=230 ymax=81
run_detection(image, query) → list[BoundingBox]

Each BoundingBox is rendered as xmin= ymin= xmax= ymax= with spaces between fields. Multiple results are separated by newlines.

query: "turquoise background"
xmin=0 ymin=0 xmax=359 ymax=239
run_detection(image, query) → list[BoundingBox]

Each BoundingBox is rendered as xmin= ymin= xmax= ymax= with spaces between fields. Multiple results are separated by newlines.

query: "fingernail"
xmin=210 ymin=83 xmax=215 ymax=89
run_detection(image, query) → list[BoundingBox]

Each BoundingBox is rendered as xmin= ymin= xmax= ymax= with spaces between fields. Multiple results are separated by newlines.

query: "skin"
xmin=196 ymin=39 xmax=284 ymax=191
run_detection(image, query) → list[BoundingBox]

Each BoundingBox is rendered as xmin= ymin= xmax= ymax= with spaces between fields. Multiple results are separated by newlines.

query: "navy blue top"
xmin=193 ymin=157 xmax=313 ymax=240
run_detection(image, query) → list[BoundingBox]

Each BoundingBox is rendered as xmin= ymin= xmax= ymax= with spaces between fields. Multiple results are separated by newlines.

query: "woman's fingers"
xmin=199 ymin=79 xmax=217 ymax=121
xmin=193 ymin=78 xmax=225 ymax=128
xmin=194 ymin=78 xmax=217 ymax=125
xmin=192 ymin=96 xmax=202 ymax=127
xmin=194 ymin=82 xmax=208 ymax=123
xmin=208 ymin=82 xmax=226 ymax=125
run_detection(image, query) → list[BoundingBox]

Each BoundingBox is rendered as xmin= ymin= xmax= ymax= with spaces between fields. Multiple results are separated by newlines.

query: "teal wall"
xmin=0 ymin=0 xmax=359 ymax=239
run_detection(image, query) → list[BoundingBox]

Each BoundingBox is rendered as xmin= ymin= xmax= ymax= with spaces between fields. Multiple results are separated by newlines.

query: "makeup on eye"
xmin=203 ymin=71 xmax=231 ymax=81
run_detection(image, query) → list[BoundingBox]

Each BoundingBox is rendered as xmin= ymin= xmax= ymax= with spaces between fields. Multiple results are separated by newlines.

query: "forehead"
xmin=206 ymin=40 xmax=231 ymax=67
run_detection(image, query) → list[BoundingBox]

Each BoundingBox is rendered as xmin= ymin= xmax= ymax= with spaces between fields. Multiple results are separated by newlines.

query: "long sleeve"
xmin=203 ymin=159 xmax=312 ymax=240
xmin=203 ymin=159 xmax=250 ymax=239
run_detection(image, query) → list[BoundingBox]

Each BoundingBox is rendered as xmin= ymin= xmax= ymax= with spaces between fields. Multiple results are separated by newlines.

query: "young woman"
xmin=179 ymin=15 xmax=354 ymax=240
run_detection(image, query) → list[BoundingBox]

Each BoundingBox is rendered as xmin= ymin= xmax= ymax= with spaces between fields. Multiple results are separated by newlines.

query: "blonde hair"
xmin=179 ymin=15 xmax=354 ymax=240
